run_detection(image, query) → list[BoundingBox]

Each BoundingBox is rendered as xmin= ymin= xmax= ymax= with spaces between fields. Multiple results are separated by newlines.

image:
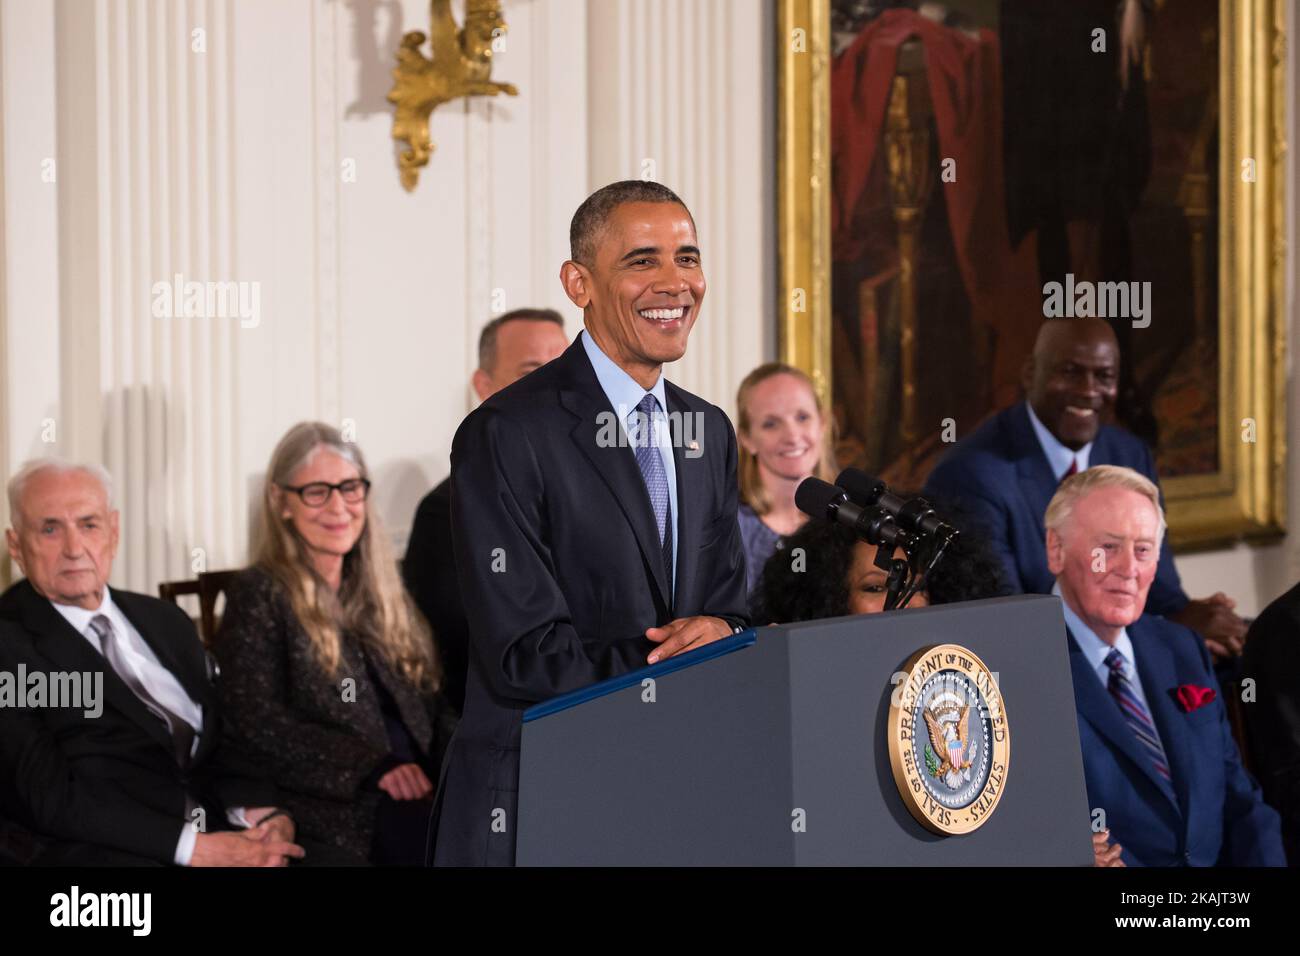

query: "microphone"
xmin=835 ymin=467 xmax=957 ymax=543
xmin=794 ymin=477 xmax=910 ymax=549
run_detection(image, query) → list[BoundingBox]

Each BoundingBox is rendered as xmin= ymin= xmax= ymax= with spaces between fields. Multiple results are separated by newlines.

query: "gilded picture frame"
xmin=777 ymin=0 xmax=1287 ymax=550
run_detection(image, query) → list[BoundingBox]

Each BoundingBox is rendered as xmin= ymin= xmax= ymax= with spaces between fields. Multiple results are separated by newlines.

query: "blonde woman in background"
xmin=735 ymin=363 xmax=838 ymax=604
xmin=214 ymin=422 xmax=455 ymax=866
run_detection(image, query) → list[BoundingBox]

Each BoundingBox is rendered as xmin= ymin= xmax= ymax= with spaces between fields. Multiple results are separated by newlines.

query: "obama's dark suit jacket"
xmin=0 ymin=579 xmax=276 ymax=865
xmin=431 ymin=332 xmax=749 ymax=866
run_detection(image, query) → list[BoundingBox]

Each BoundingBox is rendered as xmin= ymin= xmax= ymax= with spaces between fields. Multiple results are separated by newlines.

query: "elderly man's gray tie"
xmin=629 ymin=393 xmax=673 ymax=601
xmin=90 ymin=614 xmax=195 ymax=768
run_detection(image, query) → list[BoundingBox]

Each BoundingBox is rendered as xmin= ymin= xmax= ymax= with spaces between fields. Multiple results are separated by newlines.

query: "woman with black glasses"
xmin=213 ymin=421 xmax=455 ymax=865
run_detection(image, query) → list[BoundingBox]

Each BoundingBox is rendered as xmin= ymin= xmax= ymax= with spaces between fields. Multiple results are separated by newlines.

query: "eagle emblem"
xmin=923 ymin=704 xmax=972 ymax=789
xmin=888 ymin=644 xmax=1010 ymax=835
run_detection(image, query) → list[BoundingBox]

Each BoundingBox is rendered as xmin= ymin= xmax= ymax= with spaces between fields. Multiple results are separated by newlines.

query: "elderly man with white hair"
xmin=0 ymin=458 xmax=305 ymax=865
xmin=1046 ymin=464 xmax=1284 ymax=866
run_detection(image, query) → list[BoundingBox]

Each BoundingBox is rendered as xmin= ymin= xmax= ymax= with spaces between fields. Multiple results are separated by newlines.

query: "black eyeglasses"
xmin=280 ymin=478 xmax=371 ymax=507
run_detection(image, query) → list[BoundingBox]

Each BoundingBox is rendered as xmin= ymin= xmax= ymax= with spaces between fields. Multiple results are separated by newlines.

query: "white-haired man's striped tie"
xmin=1104 ymin=648 xmax=1170 ymax=780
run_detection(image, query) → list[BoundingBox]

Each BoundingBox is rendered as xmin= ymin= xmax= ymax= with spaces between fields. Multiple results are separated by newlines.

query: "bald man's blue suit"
xmin=924 ymin=402 xmax=1188 ymax=614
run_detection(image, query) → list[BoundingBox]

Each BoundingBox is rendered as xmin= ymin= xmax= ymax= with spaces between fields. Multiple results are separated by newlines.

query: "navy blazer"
xmin=432 ymin=334 xmax=750 ymax=866
xmin=1067 ymin=613 xmax=1284 ymax=866
xmin=924 ymin=402 xmax=1187 ymax=615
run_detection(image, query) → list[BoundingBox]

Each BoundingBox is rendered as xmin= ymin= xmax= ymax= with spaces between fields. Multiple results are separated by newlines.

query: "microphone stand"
xmin=880 ymin=527 xmax=957 ymax=612
xmin=881 ymin=550 xmax=912 ymax=612
xmin=793 ymin=476 xmax=959 ymax=612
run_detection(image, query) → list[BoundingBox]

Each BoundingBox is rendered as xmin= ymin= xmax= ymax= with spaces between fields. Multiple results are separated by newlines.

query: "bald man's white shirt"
xmin=1026 ymin=401 xmax=1092 ymax=480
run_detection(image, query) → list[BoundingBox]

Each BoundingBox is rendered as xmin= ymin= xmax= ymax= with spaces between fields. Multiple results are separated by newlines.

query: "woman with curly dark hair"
xmin=753 ymin=494 xmax=1007 ymax=624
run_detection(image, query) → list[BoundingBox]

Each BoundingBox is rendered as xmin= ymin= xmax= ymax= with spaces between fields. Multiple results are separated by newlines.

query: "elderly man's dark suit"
xmin=431 ymin=333 xmax=749 ymax=866
xmin=0 ymin=579 xmax=276 ymax=865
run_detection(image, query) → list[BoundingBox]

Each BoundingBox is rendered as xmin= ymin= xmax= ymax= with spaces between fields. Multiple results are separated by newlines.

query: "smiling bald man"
xmin=924 ymin=316 xmax=1247 ymax=661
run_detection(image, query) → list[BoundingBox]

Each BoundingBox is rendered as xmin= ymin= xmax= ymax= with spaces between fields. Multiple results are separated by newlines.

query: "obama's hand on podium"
xmin=645 ymin=616 xmax=733 ymax=664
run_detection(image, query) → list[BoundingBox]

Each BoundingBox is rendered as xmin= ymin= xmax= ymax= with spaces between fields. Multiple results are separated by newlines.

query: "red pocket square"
xmin=1175 ymin=684 xmax=1216 ymax=713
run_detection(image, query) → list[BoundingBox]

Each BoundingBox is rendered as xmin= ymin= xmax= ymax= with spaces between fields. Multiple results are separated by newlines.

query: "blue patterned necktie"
xmin=1104 ymin=648 xmax=1170 ymax=781
xmin=629 ymin=393 xmax=673 ymax=598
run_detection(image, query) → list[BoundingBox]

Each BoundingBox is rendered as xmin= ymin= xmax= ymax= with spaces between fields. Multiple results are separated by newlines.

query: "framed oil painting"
xmin=778 ymin=0 xmax=1286 ymax=548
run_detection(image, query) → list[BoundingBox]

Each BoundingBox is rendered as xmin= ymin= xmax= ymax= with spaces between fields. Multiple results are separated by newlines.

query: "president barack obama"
xmin=431 ymin=181 xmax=749 ymax=866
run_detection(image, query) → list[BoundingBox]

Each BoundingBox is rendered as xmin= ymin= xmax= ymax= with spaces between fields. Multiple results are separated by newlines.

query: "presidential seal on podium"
xmin=888 ymin=644 xmax=1010 ymax=835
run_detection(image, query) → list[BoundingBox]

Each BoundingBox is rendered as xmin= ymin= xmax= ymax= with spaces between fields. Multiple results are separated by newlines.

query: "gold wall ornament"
xmin=387 ymin=0 xmax=518 ymax=191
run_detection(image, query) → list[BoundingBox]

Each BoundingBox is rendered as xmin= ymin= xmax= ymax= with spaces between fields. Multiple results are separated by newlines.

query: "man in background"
xmin=925 ymin=316 xmax=1247 ymax=661
xmin=403 ymin=309 xmax=569 ymax=715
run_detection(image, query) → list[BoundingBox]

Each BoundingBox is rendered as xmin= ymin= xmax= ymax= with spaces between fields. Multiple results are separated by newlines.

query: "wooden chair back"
xmin=157 ymin=570 xmax=240 ymax=645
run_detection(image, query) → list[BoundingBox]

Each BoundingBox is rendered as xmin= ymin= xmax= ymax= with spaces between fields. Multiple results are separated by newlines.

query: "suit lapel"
xmin=13 ymin=583 xmax=177 ymax=758
xmin=557 ymin=343 xmax=672 ymax=614
xmin=1130 ymin=618 xmax=1195 ymax=817
xmin=363 ymin=646 xmax=432 ymax=752
xmin=1090 ymin=425 xmax=1119 ymax=467
xmin=1067 ymin=630 xmax=1180 ymax=812
xmin=114 ymin=591 xmax=210 ymax=709
xmin=666 ymin=383 xmax=707 ymax=617
xmin=1009 ymin=404 xmax=1058 ymax=543
xmin=343 ymin=641 xmax=399 ymax=752
xmin=113 ymin=590 xmax=213 ymax=761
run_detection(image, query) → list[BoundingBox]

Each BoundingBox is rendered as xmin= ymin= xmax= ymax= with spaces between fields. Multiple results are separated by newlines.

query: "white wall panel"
xmin=0 ymin=0 xmax=592 ymax=591
xmin=586 ymin=0 xmax=774 ymax=416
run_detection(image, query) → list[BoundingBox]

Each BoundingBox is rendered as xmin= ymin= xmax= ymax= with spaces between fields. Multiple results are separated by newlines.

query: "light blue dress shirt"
xmin=580 ymin=329 xmax=679 ymax=596
xmin=1054 ymin=581 xmax=1155 ymax=718
xmin=1026 ymin=401 xmax=1091 ymax=480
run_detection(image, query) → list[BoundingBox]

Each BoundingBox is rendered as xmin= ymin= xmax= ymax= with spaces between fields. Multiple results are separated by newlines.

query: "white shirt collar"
xmin=1053 ymin=580 xmax=1136 ymax=679
xmin=1026 ymin=401 xmax=1092 ymax=481
xmin=580 ymin=328 xmax=669 ymax=422
xmin=50 ymin=586 xmax=115 ymax=637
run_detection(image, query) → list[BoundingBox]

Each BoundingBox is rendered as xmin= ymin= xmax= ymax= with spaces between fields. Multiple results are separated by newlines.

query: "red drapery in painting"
xmin=831 ymin=8 xmax=1040 ymax=407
